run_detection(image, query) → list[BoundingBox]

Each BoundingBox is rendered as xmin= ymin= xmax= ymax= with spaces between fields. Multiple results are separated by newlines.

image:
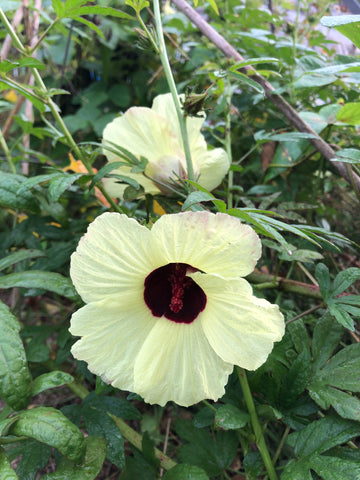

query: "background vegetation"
xmin=1 ymin=0 xmax=360 ymax=478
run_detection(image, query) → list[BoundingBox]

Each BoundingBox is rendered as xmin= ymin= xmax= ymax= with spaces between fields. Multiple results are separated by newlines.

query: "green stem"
xmin=29 ymin=18 xmax=59 ymax=54
xmin=202 ymin=399 xmax=217 ymax=413
xmin=272 ymin=425 xmax=290 ymax=466
xmin=286 ymin=303 xmax=325 ymax=325
xmin=152 ymin=0 xmax=194 ymax=182
xmin=0 ymin=129 xmax=16 ymax=173
xmin=0 ymin=8 xmax=26 ymax=52
xmin=236 ymin=367 xmax=278 ymax=480
xmin=254 ymin=281 xmax=279 ymax=291
xmin=225 ymin=80 xmax=233 ymax=209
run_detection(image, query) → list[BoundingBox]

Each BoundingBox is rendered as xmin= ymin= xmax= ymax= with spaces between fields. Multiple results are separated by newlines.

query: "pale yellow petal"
xmin=198 ymin=147 xmax=230 ymax=191
xmin=151 ymin=93 xmax=207 ymax=175
xmin=103 ymin=107 xmax=182 ymax=164
xmin=191 ymin=273 xmax=285 ymax=370
xmin=70 ymin=212 xmax=153 ymax=303
xmin=134 ymin=315 xmax=233 ymax=406
xmin=149 ymin=211 xmax=262 ymax=277
xmin=152 ymin=93 xmax=204 ymax=143
xmin=70 ymin=296 xmax=155 ymax=392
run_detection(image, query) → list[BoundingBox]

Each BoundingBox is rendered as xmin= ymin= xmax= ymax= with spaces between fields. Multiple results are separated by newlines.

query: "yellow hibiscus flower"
xmin=102 ymin=93 xmax=230 ymax=197
xmin=69 ymin=211 xmax=284 ymax=406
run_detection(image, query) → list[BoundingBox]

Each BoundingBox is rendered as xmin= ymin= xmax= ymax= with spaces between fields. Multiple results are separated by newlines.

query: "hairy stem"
xmin=225 ymin=80 xmax=233 ymax=209
xmin=247 ymin=270 xmax=322 ymax=299
xmin=153 ymin=0 xmax=195 ymax=182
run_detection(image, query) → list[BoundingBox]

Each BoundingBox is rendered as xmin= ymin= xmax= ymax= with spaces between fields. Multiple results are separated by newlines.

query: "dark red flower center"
xmin=144 ymin=263 xmax=207 ymax=324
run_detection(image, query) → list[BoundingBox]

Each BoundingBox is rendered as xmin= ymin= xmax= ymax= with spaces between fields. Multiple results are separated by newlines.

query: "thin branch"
xmin=170 ymin=0 xmax=360 ymax=192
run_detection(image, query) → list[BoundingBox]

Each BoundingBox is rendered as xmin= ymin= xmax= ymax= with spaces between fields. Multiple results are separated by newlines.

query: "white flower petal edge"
xmin=198 ymin=147 xmax=231 ymax=192
xmin=191 ymin=273 xmax=285 ymax=370
xmin=133 ymin=315 xmax=233 ymax=407
xmin=70 ymin=295 xmax=155 ymax=393
xmin=103 ymin=107 xmax=181 ymax=163
xmin=150 ymin=211 xmax=262 ymax=278
xmin=70 ymin=212 xmax=153 ymax=303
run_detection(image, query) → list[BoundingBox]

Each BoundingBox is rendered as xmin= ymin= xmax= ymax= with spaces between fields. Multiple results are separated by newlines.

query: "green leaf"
xmin=0 ymin=79 xmax=46 ymax=112
xmin=88 ymin=161 xmax=124 ymax=189
xmin=82 ymin=405 xmax=125 ymax=468
xmin=287 ymin=415 xmax=360 ymax=456
xmin=0 ymin=173 xmax=40 ymax=213
xmin=278 ymin=248 xmax=323 ymax=263
xmin=182 ymin=191 xmax=226 ymax=212
xmin=309 ymin=454 xmax=360 ymax=480
xmin=0 ymin=447 xmax=18 ymax=480
xmin=320 ymin=15 xmax=360 ymax=49
xmin=40 ymin=435 xmax=107 ymax=480
xmin=16 ymin=173 xmax=60 ymax=195
xmin=109 ymin=174 xmax=141 ymax=190
xmin=121 ymin=449 xmax=156 ymax=480
xmin=328 ymin=303 xmax=354 ymax=330
xmin=17 ymin=57 xmax=46 ymax=70
xmin=48 ymin=173 xmax=82 ymax=201
xmin=142 ymin=432 xmax=159 ymax=469
xmin=0 ymin=249 xmax=46 ymax=272
xmin=288 ymin=319 xmax=310 ymax=357
xmin=0 ymin=271 xmax=77 ymax=299
xmin=0 ymin=301 xmax=32 ymax=410
xmin=336 ymin=103 xmax=360 ymax=125
xmin=331 ymin=148 xmax=360 ymax=164
xmin=243 ymin=451 xmax=264 ymax=478
xmin=311 ymin=313 xmax=343 ymax=370
xmin=279 ymin=350 xmax=311 ymax=409
xmin=315 ymin=263 xmax=331 ymax=301
xmin=10 ymin=407 xmax=85 ymax=462
xmin=331 ymin=267 xmax=360 ymax=297
xmin=175 ymin=420 xmax=238 ymax=477
xmin=214 ymin=404 xmax=249 ymax=430
xmin=309 ymin=343 xmax=360 ymax=420
xmin=82 ymin=393 xmax=141 ymax=420
xmin=263 ymin=111 xmax=327 ymax=182
xmin=52 ymin=0 xmax=65 ymax=17
xmin=254 ymin=130 xmax=317 ymax=143
xmin=163 ymin=464 xmax=209 ymax=480
xmin=71 ymin=16 xmax=105 ymax=37
xmin=32 ymin=371 xmax=74 ymax=396
xmin=66 ymin=5 xmax=133 ymax=20
xmin=229 ymin=57 xmax=283 ymax=70
xmin=16 ymin=439 xmax=52 ymax=480
xmin=193 ymin=407 xmax=215 ymax=428
xmin=227 ymin=70 xmax=265 ymax=94
xmin=283 ymin=416 xmax=360 ymax=479
xmin=0 ymin=59 xmax=19 ymax=73
xmin=0 ymin=417 xmax=19 ymax=436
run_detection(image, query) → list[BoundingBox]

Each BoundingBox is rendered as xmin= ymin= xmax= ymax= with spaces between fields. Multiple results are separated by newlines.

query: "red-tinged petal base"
xmin=144 ymin=263 xmax=206 ymax=323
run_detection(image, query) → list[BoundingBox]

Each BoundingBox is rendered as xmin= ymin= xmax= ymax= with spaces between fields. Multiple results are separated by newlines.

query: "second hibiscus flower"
xmin=102 ymin=93 xmax=230 ymax=197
